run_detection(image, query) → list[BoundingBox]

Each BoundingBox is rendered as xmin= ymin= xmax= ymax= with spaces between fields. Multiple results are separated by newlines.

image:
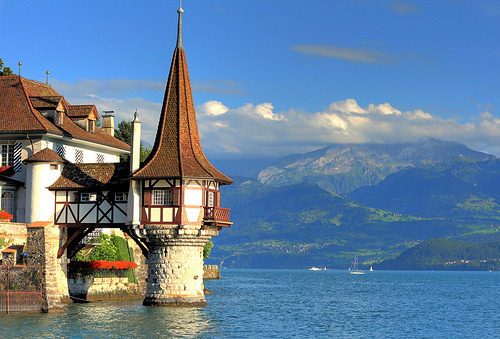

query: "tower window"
xmin=152 ymin=190 xmax=173 ymax=206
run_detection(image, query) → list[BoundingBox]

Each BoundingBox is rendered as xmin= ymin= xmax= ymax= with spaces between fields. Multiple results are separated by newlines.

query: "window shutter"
xmin=143 ymin=190 xmax=151 ymax=206
xmin=13 ymin=143 xmax=22 ymax=172
xmin=73 ymin=192 xmax=79 ymax=202
xmin=173 ymin=189 xmax=180 ymax=206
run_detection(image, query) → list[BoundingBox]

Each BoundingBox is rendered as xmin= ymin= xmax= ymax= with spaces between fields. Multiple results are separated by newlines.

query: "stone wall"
xmin=203 ymin=265 xmax=220 ymax=280
xmin=0 ymin=222 xmax=28 ymax=250
xmin=68 ymin=277 xmax=140 ymax=300
xmin=26 ymin=222 xmax=68 ymax=312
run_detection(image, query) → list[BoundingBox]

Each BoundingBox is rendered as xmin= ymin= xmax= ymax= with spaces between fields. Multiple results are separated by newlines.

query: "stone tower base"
xmin=142 ymin=229 xmax=213 ymax=307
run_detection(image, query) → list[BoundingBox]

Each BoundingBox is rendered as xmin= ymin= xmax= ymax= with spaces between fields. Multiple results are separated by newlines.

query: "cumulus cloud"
xmin=198 ymin=100 xmax=229 ymax=116
xmin=196 ymin=99 xmax=500 ymax=157
xmin=52 ymin=78 xmax=500 ymax=157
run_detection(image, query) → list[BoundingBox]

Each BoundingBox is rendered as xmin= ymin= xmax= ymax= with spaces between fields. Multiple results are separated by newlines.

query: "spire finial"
xmin=176 ymin=1 xmax=184 ymax=49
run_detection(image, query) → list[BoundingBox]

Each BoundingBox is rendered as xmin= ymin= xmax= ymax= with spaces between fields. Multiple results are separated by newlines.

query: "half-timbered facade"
xmin=49 ymin=162 xmax=130 ymax=228
xmin=140 ymin=178 xmax=229 ymax=227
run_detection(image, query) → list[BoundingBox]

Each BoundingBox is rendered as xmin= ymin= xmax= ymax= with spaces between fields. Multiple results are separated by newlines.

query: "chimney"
xmin=128 ymin=110 xmax=142 ymax=226
xmin=130 ymin=111 xmax=141 ymax=173
xmin=101 ymin=112 xmax=115 ymax=137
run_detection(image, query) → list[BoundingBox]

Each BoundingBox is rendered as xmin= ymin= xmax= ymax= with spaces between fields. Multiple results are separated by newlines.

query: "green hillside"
xmin=208 ymin=140 xmax=500 ymax=269
xmin=348 ymin=166 xmax=500 ymax=219
xmin=376 ymin=238 xmax=500 ymax=271
xmin=211 ymin=177 xmax=499 ymax=269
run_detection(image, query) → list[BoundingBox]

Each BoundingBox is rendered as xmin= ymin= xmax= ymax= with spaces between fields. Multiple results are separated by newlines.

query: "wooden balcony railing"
xmin=204 ymin=207 xmax=230 ymax=223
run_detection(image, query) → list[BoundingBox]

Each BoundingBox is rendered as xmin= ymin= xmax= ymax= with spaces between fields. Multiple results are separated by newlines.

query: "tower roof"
xmin=132 ymin=6 xmax=232 ymax=184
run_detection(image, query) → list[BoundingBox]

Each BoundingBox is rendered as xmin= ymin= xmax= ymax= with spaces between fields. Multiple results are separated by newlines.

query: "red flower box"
xmin=0 ymin=210 xmax=13 ymax=222
xmin=68 ymin=260 xmax=137 ymax=271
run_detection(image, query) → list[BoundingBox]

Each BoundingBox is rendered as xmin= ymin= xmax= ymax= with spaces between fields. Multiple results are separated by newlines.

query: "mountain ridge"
xmin=257 ymin=139 xmax=494 ymax=194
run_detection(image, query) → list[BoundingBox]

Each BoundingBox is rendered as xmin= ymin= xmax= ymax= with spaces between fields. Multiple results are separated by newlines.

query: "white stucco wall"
xmin=25 ymin=162 xmax=63 ymax=223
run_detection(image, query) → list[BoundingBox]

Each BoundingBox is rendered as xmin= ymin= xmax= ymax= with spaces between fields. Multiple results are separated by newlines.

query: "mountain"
xmin=376 ymin=238 xmax=500 ymax=271
xmin=257 ymin=139 xmax=493 ymax=194
xmin=207 ymin=140 xmax=500 ymax=269
xmin=348 ymin=165 xmax=500 ymax=218
xmin=211 ymin=177 xmax=479 ymax=268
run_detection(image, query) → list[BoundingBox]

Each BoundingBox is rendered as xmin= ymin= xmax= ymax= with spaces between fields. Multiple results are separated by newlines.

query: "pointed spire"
xmin=131 ymin=3 xmax=231 ymax=184
xmin=176 ymin=1 xmax=184 ymax=50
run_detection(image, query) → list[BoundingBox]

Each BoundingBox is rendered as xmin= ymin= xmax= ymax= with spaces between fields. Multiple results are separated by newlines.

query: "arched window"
xmin=1 ymin=191 xmax=14 ymax=216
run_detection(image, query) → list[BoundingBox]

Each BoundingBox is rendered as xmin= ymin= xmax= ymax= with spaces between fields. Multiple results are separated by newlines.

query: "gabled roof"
xmin=48 ymin=162 xmax=129 ymax=190
xmin=30 ymin=96 xmax=65 ymax=110
xmin=23 ymin=148 xmax=67 ymax=163
xmin=0 ymin=76 xmax=129 ymax=151
xmin=67 ymin=105 xmax=99 ymax=119
xmin=131 ymin=9 xmax=231 ymax=184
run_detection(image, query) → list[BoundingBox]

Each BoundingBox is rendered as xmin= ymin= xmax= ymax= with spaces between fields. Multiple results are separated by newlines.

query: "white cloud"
xmin=196 ymin=99 xmax=500 ymax=157
xmin=52 ymin=77 xmax=500 ymax=157
xmin=197 ymin=100 xmax=229 ymax=116
xmin=291 ymin=45 xmax=399 ymax=64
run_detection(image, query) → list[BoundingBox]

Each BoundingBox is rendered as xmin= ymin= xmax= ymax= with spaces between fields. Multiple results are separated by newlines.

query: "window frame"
xmin=80 ymin=193 xmax=97 ymax=202
xmin=0 ymin=144 xmax=14 ymax=167
xmin=152 ymin=189 xmax=174 ymax=206
xmin=114 ymin=192 xmax=127 ymax=202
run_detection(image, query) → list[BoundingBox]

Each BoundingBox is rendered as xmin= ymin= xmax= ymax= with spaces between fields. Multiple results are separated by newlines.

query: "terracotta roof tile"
xmin=131 ymin=48 xmax=232 ymax=184
xmin=30 ymin=96 xmax=64 ymax=109
xmin=48 ymin=162 xmax=129 ymax=190
xmin=23 ymin=148 xmax=67 ymax=163
xmin=67 ymin=105 xmax=99 ymax=119
xmin=0 ymin=76 xmax=129 ymax=151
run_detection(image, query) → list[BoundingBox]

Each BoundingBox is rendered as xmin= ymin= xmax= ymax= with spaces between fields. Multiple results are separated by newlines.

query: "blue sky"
xmin=1 ymin=0 xmax=499 ymax=157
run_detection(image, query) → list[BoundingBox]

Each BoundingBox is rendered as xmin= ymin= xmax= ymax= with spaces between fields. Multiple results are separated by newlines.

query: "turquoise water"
xmin=0 ymin=269 xmax=499 ymax=338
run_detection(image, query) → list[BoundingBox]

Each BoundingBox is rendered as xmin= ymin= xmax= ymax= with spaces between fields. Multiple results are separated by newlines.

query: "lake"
xmin=0 ymin=269 xmax=499 ymax=338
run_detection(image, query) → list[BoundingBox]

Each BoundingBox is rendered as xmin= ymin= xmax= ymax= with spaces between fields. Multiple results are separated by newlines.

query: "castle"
xmin=0 ymin=3 xmax=231 ymax=309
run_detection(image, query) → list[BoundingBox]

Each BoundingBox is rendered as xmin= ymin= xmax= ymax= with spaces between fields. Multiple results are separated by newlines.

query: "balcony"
xmin=203 ymin=207 xmax=232 ymax=227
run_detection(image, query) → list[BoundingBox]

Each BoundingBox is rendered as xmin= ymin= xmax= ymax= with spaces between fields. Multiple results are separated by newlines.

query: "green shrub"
xmin=110 ymin=234 xmax=136 ymax=283
xmin=203 ymin=241 xmax=213 ymax=259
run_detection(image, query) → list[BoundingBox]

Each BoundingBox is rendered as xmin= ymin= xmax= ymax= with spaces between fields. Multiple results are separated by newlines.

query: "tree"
xmin=0 ymin=59 xmax=13 ymax=76
xmin=114 ymin=120 xmax=151 ymax=162
xmin=203 ymin=241 xmax=214 ymax=259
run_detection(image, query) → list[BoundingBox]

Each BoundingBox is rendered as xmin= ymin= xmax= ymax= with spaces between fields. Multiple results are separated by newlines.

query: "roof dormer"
xmin=30 ymin=96 xmax=67 ymax=126
xmin=67 ymin=105 xmax=99 ymax=133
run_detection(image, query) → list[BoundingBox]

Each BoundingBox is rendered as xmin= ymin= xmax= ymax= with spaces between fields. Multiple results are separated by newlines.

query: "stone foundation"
xmin=68 ymin=277 xmax=140 ymax=301
xmin=138 ymin=224 xmax=219 ymax=307
xmin=143 ymin=242 xmax=207 ymax=306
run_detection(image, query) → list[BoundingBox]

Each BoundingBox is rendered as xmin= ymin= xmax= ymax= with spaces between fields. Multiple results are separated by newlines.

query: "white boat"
xmin=369 ymin=265 xmax=373 ymax=272
xmin=349 ymin=253 xmax=365 ymax=275
xmin=309 ymin=266 xmax=322 ymax=271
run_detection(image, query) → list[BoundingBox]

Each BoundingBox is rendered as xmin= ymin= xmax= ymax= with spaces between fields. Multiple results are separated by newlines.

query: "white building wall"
xmin=25 ymin=162 xmax=63 ymax=223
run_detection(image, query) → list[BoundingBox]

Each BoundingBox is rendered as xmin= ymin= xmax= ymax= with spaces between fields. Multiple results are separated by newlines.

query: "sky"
xmin=1 ymin=0 xmax=499 ymax=158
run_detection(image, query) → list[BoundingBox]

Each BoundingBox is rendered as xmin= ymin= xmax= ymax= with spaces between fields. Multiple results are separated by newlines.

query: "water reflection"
xmin=0 ymin=300 xmax=217 ymax=338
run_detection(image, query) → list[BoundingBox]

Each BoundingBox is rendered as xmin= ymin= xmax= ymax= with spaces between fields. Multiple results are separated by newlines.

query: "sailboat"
xmin=369 ymin=265 xmax=373 ymax=272
xmin=349 ymin=253 xmax=365 ymax=275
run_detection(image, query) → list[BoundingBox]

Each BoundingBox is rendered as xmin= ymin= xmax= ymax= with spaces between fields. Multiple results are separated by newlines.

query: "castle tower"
xmin=127 ymin=3 xmax=232 ymax=306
